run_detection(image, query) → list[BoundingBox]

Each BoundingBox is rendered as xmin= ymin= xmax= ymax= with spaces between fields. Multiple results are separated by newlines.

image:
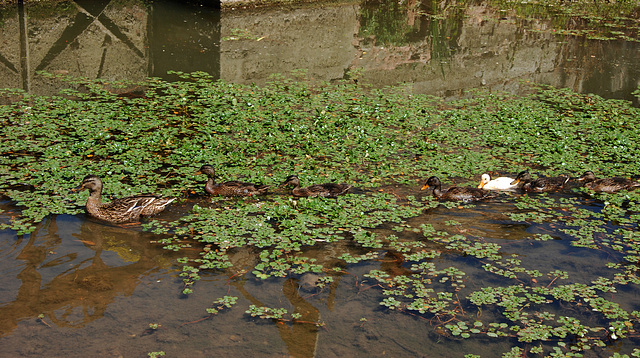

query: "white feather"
xmin=478 ymin=173 xmax=518 ymax=190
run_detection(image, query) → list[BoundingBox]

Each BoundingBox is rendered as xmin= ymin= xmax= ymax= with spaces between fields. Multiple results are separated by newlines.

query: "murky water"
xmin=2 ymin=190 xmax=635 ymax=357
xmin=1 ymin=0 xmax=639 ymax=103
xmin=2 ymin=0 xmax=640 ymax=356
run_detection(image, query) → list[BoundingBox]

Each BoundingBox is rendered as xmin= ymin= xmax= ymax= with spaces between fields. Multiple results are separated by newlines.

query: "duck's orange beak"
xmin=477 ymin=182 xmax=485 ymax=189
xmin=420 ymin=184 xmax=430 ymax=191
xmin=510 ymin=179 xmax=520 ymax=186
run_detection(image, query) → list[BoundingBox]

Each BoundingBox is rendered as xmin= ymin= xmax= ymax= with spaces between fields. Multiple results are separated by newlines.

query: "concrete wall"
xmin=0 ymin=0 xmax=637 ymax=102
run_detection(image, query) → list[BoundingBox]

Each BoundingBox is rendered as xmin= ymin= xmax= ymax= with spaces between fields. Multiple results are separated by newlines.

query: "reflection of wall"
xmin=148 ymin=0 xmax=221 ymax=80
xmin=0 ymin=8 xmax=22 ymax=90
xmin=0 ymin=1 xmax=149 ymax=95
xmin=350 ymin=5 xmax=639 ymax=103
xmin=546 ymin=37 xmax=640 ymax=104
xmin=351 ymin=6 xmax=559 ymax=99
xmin=219 ymin=4 xmax=360 ymax=84
xmin=1 ymin=1 xmax=638 ymax=103
xmin=0 ymin=215 xmax=174 ymax=338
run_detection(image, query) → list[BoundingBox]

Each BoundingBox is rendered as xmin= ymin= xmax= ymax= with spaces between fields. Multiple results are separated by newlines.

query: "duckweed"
xmin=2 ymin=72 xmax=640 ymax=356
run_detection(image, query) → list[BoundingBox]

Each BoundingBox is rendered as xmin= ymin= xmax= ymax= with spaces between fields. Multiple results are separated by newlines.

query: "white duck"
xmin=477 ymin=173 xmax=518 ymax=191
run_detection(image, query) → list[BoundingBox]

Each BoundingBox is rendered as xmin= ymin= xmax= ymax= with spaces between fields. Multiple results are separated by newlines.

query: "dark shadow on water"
xmin=148 ymin=0 xmax=221 ymax=81
xmin=0 ymin=214 xmax=178 ymax=337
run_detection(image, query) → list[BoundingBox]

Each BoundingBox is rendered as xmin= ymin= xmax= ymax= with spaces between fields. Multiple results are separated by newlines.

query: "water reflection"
xmin=33 ymin=0 xmax=145 ymax=77
xmin=0 ymin=0 xmax=638 ymax=103
xmin=0 ymin=214 xmax=175 ymax=337
xmin=2 ymin=0 xmax=640 ymax=355
xmin=219 ymin=239 xmax=349 ymax=358
xmin=1 ymin=192 xmax=635 ymax=356
xmin=148 ymin=0 xmax=221 ymax=80
xmin=0 ymin=0 xmax=221 ymax=92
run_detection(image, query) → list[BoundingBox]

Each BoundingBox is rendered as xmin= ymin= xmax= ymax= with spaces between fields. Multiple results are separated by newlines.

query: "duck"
xmin=196 ymin=165 xmax=270 ymax=196
xmin=477 ymin=173 xmax=518 ymax=190
xmin=576 ymin=171 xmax=640 ymax=193
xmin=510 ymin=171 xmax=569 ymax=192
xmin=76 ymin=175 xmax=175 ymax=223
xmin=421 ymin=176 xmax=492 ymax=202
xmin=280 ymin=175 xmax=352 ymax=198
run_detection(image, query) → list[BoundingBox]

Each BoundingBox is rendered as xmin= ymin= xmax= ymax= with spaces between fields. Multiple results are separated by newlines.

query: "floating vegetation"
xmin=2 ymin=71 xmax=640 ymax=356
xmin=490 ymin=0 xmax=640 ymax=43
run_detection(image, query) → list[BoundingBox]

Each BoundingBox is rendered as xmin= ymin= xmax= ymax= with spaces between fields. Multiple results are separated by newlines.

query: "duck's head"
xmin=280 ymin=175 xmax=300 ymax=188
xmin=196 ymin=165 xmax=216 ymax=177
xmin=421 ymin=176 xmax=441 ymax=190
xmin=576 ymin=171 xmax=596 ymax=183
xmin=75 ymin=174 xmax=103 ymax=192
xmin=510 ymin=171 xmax=531 ymax=186
xmin=477 ymin=173 xmax=492 ymax=189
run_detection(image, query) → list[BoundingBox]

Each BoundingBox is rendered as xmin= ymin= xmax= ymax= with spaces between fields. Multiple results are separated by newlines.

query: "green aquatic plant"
xmin=489 ymin=0 xmax=640 ymax=43
xmin=245 ymin=304 xmax=324 ymax=327
xmin=3 ymin=73 xmax=640 ymax=356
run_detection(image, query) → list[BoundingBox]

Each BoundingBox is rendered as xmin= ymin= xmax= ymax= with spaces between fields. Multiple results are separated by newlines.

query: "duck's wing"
xmin=529 ymin=176 xmax=568 ymax=192
xmin=210 ymin=180 xmax=270 ymax=196
xmin=318 ymin=183 xmax=352 ymax=197
xmin=587 ymin=178 xmax=640 ymax=193
xmin=444 ymin=187 xmax=490 ymax=201
xmin=484 ymin=177 xmax=517 ymax=190
xmin=97 ymin=195 xmax=155 ymax=222
xmin=140 ymin=196 xmax=175 ymax=216
xmin=293 ymin=183 xmax=352 ymax=197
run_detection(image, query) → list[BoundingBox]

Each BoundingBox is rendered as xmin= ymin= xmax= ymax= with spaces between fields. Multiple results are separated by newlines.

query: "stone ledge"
xmin=221 ymin=0 xmax=353 ymax=10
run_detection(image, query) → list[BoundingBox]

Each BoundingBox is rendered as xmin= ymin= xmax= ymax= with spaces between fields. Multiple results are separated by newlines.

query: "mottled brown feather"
xmin=577 ymin=171 xmax=640 ymax=193
xmin=196 ymin=165 xmax=270 ymax=197
xmin=421 ymin=176 xmax=492 ymax=202
xmin=510 ymin=171 xmax=569 ymax=193
xmin=280 ymin=175 xmax=352 ymax=198
xmin=77 ymin=175 xmax=174 ymax=223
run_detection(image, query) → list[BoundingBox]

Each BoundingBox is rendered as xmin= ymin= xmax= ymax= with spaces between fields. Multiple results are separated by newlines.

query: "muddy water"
xmin=0 ymin=189 xmax=631 ymax=357
xmin=1 ymin=0 xmax=640 ymax=357
xmin=0 ymin=0 xmax=638 ymax=103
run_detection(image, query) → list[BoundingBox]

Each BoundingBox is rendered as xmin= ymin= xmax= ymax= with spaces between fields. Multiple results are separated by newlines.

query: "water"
xmin=1 ymin=0 xmax=638 ymax=103
xmin=1 ymin=0 xmax=640 ymax=356
xmin=2 ymin=190 xmax=634 ymax=357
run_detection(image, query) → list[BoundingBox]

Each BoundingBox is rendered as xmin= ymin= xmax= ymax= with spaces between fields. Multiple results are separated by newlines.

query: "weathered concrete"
xmin=0 ymin=2 xmax=148 ymax=93
xmin=348 ymin=5 xmax=559 ymax=98
xmin=1 ymin=1 xmax=637 ymax=102
xmin=220 ymin=3 xmax=359 ymax=84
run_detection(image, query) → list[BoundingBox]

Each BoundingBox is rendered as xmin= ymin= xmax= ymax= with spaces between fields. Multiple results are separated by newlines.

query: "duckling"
xmin=421 ymin=176 xmax=492 ymax=202
xmin=577 ymin=171 xmax=640 ymax=193
xmin=280 ymin=175 xmax=352 ymax=198
xmin=196 ymin=165 xmax=270 ymax=196
xmin=76 ymin=175 xmax=174 ymax=223
xmin=510 ymin=171 xmax=569 ymax=192
xmin=477 ymin=173 xmax=518 ymax=191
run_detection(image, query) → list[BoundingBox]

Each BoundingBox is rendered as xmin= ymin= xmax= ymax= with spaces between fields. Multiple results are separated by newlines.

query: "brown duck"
xmin=577 ymin=171 xmax=640 ymax=193
xmin=76 ymin=175 xmax=174 ymax=223
xmin=196 ymin=165 xmax=270 ymax=196
xmin=421 ymin=176 xmax=492 ymax=202
xmin=510 ymin=171 xmax=569 ymax=192
xmin=280 ymin=175 xmax=352 ymax=198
